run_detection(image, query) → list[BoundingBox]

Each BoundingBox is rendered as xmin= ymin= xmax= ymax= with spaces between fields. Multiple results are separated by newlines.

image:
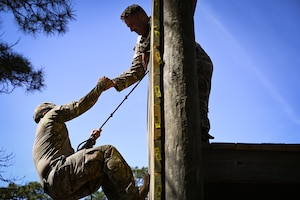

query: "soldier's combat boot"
xmin=138 ymin=174 xmax=150 ymax=199
xmin=201 ymin=128 xmax=214 ymax=144
xmin=125 ymin=174 xmax=150 ymax=200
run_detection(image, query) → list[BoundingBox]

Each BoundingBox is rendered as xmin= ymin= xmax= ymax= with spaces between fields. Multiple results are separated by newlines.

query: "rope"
xmin=100 ymin=70 xmax=149 ymax=129
xmin=77 ymin=70 xmax=149 ymax=152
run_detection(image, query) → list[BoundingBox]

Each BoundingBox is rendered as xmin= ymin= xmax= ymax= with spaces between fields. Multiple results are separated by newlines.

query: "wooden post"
xmin=163 ymin=0 xmax=204 ymax=199
xmin=148 ymin=0 xmax=163 ymax=199
xmin=148 ymin=0 xmax=204 ymax=199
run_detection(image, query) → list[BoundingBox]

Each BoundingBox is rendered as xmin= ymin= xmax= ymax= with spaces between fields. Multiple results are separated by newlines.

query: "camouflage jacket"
xmin=113 ymin=18 xmax=151 ymax=91
xmin=32 ymin=81 xmax=106 ymax=187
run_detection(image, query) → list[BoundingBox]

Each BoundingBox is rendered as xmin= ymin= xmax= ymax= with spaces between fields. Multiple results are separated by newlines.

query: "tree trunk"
xmin=163 ymin=0 xmax=204 ymax=199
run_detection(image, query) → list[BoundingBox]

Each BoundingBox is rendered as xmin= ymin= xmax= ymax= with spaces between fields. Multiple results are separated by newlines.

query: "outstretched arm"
xmin=57 ymin=76 xmax=116 ymax=123
xmin=112 ymin=54 xmax=147 ymax=92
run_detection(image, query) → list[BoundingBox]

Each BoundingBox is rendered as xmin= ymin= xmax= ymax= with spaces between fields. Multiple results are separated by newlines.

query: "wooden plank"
xmin=203 ymin=143 xmax=300 ymax=183
xmin=204 ymin=182 xmax=300 ymax=199
xmin=148 ymin=0 xmax=163 ymax=199
xmin=202 ymin=143 xmax=300 ymax=199
xmin=205 ymin=142 xmax=300 ymax=151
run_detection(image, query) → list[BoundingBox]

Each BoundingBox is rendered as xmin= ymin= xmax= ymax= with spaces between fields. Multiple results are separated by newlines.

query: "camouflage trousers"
xmin=196 ymin=42 xmax=213 ymax=139
xmin=44 ymin=145 xmax=136 ymax=200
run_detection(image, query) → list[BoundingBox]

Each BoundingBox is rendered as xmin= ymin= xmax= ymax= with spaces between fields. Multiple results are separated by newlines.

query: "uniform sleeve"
xmin=113 ymin=35 xmax=150 ymax=92
xmin=57 ymin=81 xmax=107 ymax=122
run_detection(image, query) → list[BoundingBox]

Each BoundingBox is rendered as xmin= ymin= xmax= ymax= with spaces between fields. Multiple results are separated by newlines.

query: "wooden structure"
xmin=148 ymin=0 xmax=300 ymax=199
xmin=202 ymin=142 xmax=300 ymax=199
xmin=148 ymin=0 xmax=163 ymax=199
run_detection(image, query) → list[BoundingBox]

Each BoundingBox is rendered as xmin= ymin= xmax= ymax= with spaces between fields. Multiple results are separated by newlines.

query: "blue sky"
xmin=1 ymin=0 xmax=300 ymax=187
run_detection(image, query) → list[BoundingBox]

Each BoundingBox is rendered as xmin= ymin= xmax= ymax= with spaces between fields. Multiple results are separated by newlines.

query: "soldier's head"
xmin=121 ymin=4 xmax=149 ymax=37
xmin=33 ymin=102 xmax=55 ymax=123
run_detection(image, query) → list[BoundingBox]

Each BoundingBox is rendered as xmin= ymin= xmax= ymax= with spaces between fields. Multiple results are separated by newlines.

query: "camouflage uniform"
xmin=113 ymin=19 xmax=151 ymax=92
xmin=113 ymin=16 xmax=213 ymax=141
xmin=32 ymin=81 xmax=138 ymax=200
xmin=195 ymin=42 xmax=213 ymax=142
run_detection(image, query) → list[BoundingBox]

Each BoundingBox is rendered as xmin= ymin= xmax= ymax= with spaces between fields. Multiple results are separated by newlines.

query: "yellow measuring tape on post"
xmin=148 ymin=0 xmax=163 ymax=199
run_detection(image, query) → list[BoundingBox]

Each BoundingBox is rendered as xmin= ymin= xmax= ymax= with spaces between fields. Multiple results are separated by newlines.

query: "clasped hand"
xmin=99 ymin=76 xmax=116 ymax=91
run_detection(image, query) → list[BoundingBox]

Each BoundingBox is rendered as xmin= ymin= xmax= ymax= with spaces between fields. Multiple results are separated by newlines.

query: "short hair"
xmin=120 ymin=4 xmax=147 ymax=20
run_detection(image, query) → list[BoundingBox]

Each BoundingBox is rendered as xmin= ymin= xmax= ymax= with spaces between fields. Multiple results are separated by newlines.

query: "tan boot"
xmin=125 ymin=174 xmax=150 ymax=200
xmin=138 ymin=174 xmax=150 ymax=199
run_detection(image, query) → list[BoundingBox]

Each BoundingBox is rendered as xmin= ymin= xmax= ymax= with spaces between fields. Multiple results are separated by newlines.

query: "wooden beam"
xmin=148 ymin=0 xmax=163 ymax=199
xmin=202 ymin=143 xmax=300 ymax=199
